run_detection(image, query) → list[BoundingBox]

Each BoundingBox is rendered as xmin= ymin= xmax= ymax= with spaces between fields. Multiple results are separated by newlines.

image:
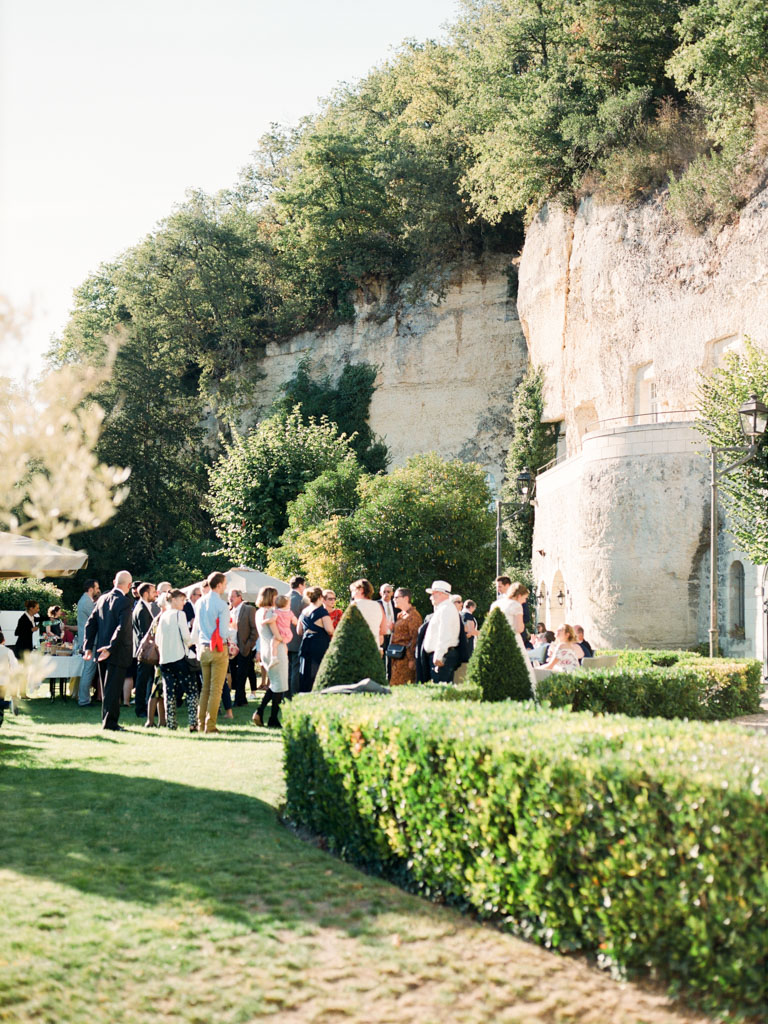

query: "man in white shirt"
xmin=422 ymin=580 xmax=461 ymax=683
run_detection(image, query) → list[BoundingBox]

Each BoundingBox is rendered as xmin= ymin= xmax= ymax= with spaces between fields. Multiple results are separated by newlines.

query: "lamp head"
xmin=516 ymin=467 xmax=534 ymax=503
xmin=738 ymin=394 xmax=768 ymax=442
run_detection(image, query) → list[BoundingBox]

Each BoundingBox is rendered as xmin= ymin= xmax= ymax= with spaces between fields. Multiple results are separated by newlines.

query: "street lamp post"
xmin=495 ymin=467 xmax=534 ymax=578
xmin=708 ymin=395 xmax=768 ymax=658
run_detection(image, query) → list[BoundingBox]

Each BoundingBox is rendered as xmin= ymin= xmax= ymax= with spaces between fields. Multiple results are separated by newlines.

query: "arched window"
xmin=729 ymin=561 xmax=745 ymax=634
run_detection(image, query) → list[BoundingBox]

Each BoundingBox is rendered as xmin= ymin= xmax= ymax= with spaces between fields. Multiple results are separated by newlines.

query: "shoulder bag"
xmin=136 ymin=615 xmax=160 ymax=666
xmin=386 ymin=642 xmax=407 ymax=660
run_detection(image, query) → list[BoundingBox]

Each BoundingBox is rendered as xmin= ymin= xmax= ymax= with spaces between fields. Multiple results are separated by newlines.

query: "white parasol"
xmin=183 ymin=566 xmax=290 ymax=602
xmin=0 ymin=532 xmax=88 ymax=579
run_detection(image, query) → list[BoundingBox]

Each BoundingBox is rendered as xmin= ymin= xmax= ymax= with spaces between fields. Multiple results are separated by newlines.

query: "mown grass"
xmin=0 ymin=696 xmax=714 ymax=1024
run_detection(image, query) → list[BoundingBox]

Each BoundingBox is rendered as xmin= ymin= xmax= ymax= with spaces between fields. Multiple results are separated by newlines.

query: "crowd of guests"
xmin=3 ymin=569 xmax=593 ymax=733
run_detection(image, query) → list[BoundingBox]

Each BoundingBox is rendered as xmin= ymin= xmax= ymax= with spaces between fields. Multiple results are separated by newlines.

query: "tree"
xmin=208 ymin=409 xmax=359 ymax=567
xmin=696 ymin=339 xmax=768 ymax=563
xmin=501 ymin=366 xmax=558 ymax=567
xmin=313 ymin=604 xmax=387 ymax=690
xmin=0 ymin=302 xmax=127 ymax=544
xmin=465 ymin=605 xmax=533 ymax=701
xmin=267 ymin=461 xmax=366 ymax=581
xmin=273 ymin=360 xmax=389 ymax=473
xmin=667 ymin=0 xmax=768 ymax=141
xmin=268 ymin=453 xmax=498 ymax=616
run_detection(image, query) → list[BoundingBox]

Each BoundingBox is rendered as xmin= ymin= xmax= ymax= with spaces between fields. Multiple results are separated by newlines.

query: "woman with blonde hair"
xmin=252 ymin=586 xmax=289 ymax=728
xmin=543 ymin=623 xmax=583 ymax=673
xmin=491 ymin=580 xmax=536 ymax=688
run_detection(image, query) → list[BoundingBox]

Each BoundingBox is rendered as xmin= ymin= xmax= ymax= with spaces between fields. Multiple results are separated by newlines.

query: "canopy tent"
xmin=183 ymin=566 xmax=290 ymax=603
xmin=0 ymin=532 xmax=88 ymax=579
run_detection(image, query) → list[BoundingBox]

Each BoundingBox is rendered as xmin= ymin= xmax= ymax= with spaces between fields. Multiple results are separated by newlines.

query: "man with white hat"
xmin=421 ymin=580 xmax=461 ymax=683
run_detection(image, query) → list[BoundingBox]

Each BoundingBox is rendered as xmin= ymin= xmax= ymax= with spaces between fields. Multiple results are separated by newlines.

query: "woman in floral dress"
xmin=389 ymin=588 xmax=423 ymax=686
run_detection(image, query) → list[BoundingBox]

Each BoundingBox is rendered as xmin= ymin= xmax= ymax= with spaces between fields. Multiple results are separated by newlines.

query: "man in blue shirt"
xmin=75 ymin=579 xmax=101 ymax=706
xmin=195 ymin=571 xmax=235 ymax=734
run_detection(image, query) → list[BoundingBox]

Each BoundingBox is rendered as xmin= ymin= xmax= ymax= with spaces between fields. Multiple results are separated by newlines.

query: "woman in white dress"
xmin=252 ymin=587 xmax=289 ymax=728
xmin=349 ymin=578 xmax=387 ymax=646
xmin=491 ymin=581 xmax=537 ymax=689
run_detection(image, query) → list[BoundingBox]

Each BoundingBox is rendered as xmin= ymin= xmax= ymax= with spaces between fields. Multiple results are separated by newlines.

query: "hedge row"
xmin=283 ymin=693 xmax=768 ymax=1015
xmin=536 ymin=661 xmax=763 ymax=720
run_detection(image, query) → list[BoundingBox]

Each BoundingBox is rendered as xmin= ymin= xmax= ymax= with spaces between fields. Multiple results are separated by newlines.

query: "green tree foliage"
xmin=273 ymin=360 xmax=389 ymax=472
xmin=208 ymin=409 xmax=359 ymax=567
xmin=696 ymin=339 xmax=768 ymax=563
xmin=267 ymin=461 xmax=366 ymax=580
xmin=454 ymin=0 xmax=683 ymax=218
xmin=501 ymin=367 xmax=558 ymax=566
xmin=268 ymin=453 xmax=497 ymax=616
xmin=464 ymin=605 xmax=533 ymax=701
xmin=667 ymin=0 xmax=768 ymax=141
xmin=313 ymin=604 xmax=387 ymax=690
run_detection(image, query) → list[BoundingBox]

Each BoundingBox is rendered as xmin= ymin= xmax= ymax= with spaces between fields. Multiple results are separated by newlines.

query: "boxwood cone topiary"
xmin=465 ymin=605 xmax=533 ymax=701
xmin=314 ymin=603 xmax=387 ymax=690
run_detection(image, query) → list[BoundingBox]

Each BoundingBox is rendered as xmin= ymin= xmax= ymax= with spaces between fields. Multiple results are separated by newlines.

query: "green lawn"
xmin=0 ymin=697 xmax=713 ymax=1024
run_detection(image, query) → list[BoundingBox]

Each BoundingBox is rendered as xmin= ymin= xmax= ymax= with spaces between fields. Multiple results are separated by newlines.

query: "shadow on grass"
xmin=14 ymin=697 xmax=272 ymax=741
xmin=0 ymin=756 xmax=403 ymax=937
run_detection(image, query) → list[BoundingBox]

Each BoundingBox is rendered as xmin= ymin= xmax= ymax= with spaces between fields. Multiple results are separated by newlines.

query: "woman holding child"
xmin=252 ymin=587 xmax=290 ymax=729
xmin=297 ymin=586 xmax=335 ymax=692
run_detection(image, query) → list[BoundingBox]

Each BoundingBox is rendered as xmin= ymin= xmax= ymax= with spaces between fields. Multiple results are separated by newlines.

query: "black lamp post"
xmin=709 ymin=395 xmax=768 ymax=657
xmin=495 ymin=467 xmax=535 ymax=578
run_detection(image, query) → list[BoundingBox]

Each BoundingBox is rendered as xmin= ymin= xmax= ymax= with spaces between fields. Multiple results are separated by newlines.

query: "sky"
xmin=0 ymin=0 xmax=458 ymax=378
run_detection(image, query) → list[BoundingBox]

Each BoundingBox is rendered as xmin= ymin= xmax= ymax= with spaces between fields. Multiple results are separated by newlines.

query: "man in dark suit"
xmin=228 ymin=589 xmax=258 ymax=706
xmin=14 ymin=600 xmax=40 ymax=656
xmin=84 ymin=570 xmax=134 ymax=731
xmin=286 ymin=576 xmax=306 ymax=697
xmin=131 ymin=581 xmax=156 ymax=719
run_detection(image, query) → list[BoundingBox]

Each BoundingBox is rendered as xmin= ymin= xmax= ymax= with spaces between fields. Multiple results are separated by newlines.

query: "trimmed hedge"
xmin=465 ymin=606 xmax=533 ymax=702
xmin=0 ymin=579 xmax=63 ymax=612
xmin=536 ymin=661 xmax=763 ymax=720
xmin=421 ymin=682 xmax=483 ymax=702
xmin=283 ymin=692 xmax=768 ymax=1015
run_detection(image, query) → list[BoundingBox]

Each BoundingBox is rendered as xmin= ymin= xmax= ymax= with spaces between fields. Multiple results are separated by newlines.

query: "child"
xmin=268 ymin=593 xmax=297 ymax=668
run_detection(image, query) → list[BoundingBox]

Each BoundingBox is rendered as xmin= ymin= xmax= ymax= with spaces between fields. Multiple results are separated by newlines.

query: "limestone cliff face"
xmin=518 ymin=188 xmax=768 ymax=445
xmin=254 ymin=256 xmax=527 ymax=489
xmin=523 ymin=185 xmax=768 ymax=652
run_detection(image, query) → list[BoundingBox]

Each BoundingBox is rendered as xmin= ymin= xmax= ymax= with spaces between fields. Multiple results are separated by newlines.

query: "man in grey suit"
xmin=75 ymin=579 xmax=101 ymax=706
xmin=84 ymin=570 xmax=133 ymax=731
xmin=286 ymin=576 xmax=306 ymax=697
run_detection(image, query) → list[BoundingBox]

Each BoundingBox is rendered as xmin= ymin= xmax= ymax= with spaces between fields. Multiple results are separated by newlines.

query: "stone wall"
xmin=252 ymin=256 xmax=527 ymax=489
xmin=518 ymin=189 xmax=768 ymax=447
xmin=532 ymin=421 xmax=709 ymax=649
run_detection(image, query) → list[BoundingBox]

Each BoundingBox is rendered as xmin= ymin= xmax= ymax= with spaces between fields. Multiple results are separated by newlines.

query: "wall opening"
xmin=729 ymin=560 xmax=745 ymax=638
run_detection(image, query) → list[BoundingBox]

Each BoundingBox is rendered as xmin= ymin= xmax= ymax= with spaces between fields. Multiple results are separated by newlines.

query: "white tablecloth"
xmin=41 ymin=655 xmax=83 ymax=678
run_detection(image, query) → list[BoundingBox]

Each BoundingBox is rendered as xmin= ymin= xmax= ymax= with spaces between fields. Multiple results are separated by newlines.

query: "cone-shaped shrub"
xmin=465 ymin=605 xmax=533 ymax=702
xmin=314 ymin=603 xmax=387 ymax=690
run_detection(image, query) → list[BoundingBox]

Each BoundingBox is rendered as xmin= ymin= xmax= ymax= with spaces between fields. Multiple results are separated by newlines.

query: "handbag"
xmin=176 ymin=614 xmax=201 ymax=672
xmin=136 ymin=617 xmax=160 ymax=666
xmin=386 ymin=642 xmax=407 ymax=660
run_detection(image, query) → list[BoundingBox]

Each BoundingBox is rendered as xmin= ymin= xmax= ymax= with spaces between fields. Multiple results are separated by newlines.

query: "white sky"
xmin=0 ymin=0 xmax=457 ymax=377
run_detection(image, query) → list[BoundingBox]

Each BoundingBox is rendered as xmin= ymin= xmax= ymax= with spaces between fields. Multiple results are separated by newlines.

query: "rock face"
xmin=253 ymin=256 xmax=527 ymax=491
xmin=519 ymin=191 xmax=768 ymax=444
xmin=523 ymin=187 xmax=768 ymax=654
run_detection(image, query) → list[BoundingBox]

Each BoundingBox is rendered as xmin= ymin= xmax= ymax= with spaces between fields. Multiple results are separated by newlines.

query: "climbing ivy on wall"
xmin=272 ymin=359 xmax=389 ymax=474
xmin=501 ymin=367 xmax=558 ymax=568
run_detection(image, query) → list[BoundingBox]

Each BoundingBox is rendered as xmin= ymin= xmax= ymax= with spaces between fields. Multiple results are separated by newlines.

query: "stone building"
xmin=520 ymin=192 xmax=768 ymax=661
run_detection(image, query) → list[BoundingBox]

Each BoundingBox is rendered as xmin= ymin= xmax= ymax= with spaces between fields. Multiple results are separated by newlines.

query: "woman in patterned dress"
xmin=389 ymin=588 xmax=423 ymax=686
